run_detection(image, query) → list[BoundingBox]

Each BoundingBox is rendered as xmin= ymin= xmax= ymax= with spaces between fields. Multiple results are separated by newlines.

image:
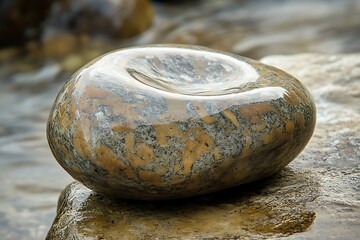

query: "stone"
xmin=0 ymin=47 xmax=21 ymax=61
xmin=0 ymin=0 xmax=53 ymax=47
xmin=147 ymin=0 xmax=360 ymax=59
xmin=42 ymin=33 xmax=78 ymax=58
xmin=39 ymin=0 xmax=154 ymax=58
xmin=47 ymin=45 xmax=316 ymax=200
xmin=42 ymin=0 xmax=153 ymax=40
xmin=261 ymin=54 xmax=360 ymax=170
xmin=46 ymin=53 xmax=360 ymax=240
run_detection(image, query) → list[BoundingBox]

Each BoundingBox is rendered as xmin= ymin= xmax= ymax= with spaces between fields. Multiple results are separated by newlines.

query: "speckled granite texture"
xmin=47 ymin=45 xmax=316 ymax=200
xmin=46 ymin=53 xmax=360 ymax=240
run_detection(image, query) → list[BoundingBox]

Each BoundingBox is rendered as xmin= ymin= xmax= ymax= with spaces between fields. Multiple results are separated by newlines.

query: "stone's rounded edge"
xmin=46 ymin=44 xmax=317 ymax=200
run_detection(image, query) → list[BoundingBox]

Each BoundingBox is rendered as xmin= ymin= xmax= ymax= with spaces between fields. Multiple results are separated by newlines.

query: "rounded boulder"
xmin=47 ymin=45 xmax=316 ymax=200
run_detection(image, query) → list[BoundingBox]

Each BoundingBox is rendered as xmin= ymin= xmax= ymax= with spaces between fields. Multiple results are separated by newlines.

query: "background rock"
xmin=146 ymin=0 xmax=360 ymax=59
xmin=42 ymin=0 xmax=153 ymax=40
xmin=0 ymin=0 xmax=53 ymax=47
xmin=41 ymin=0 xmax=153 ymax=58
xmin=45 ymin=54 xmax=360 ymax=239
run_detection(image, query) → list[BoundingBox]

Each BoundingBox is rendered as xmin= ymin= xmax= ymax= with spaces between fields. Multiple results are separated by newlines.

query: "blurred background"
xmin=0 ymin=0 xmax=359 ymax=239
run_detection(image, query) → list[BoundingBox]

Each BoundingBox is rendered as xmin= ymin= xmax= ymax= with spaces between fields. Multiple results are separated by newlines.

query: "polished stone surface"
xmin=47 ymin=45 xmax=316 ymax=200
xmin=46 ymin=53 xmax=360 ymax=240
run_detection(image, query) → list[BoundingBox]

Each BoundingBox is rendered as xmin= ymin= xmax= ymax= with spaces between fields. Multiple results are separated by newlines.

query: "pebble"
xmin=47 ymin=45 xmax=316 ymax=200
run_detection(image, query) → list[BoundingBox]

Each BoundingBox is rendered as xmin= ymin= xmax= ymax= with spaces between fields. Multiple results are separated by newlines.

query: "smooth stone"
xmin=46 ymin=53 xmax=360 ymax=240
xmin=47 ymin=45 xmax=316 ymax=200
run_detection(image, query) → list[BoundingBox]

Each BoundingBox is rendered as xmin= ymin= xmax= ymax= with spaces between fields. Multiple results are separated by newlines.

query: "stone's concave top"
xmin=84 ymin=45 xmax=260 ymax=98
xmin=47 ymin=45 xmax=316 ymax=200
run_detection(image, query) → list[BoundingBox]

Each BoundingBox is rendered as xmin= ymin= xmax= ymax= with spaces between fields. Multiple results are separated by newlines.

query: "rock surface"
xmin=46 ymin=53 xmax=360 ymax=239
xmin=41 ymin=0 xmax=153 ymax=58
xmin=46 ymin=169 xmax=319 ymax=240
xmin=0 ymin=0 xmax=53 ymax=47
xmin=148 ymin=0 xmax=360 ymax=59
xmin=47 ymin=45 xmax=315 ymax=200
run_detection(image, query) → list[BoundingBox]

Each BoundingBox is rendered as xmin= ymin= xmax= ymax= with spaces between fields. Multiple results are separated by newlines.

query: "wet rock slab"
xmin=46 ymin=168 xmax=319 ymax=240
xmin=46 ymin=53 xmax=360 ymax=239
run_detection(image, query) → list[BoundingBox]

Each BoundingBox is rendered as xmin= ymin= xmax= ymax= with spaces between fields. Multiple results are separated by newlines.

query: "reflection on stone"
xmin=47 ymin=45 xmax=316 ymax=200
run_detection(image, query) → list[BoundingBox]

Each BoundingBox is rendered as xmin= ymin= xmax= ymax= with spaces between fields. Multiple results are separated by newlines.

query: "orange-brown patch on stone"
xmin=293 ymin=86 xmax=307 ymax=101
xmin=125 ymin=133 xmax=135 ymax=149
xmin=285 ymin=121 xmax=295 ymax=134
xmin=78 ymin=96 xmax=96 ymax=115
xmin=169 ymin=175 xmax=185 ymax=185
xmin=202 ymin=115 xmax=216 ymax=124
xmin=78 ymin=117 xmax=92 ymax=143
xmin=212 ymin=147 xmax=221 ymax=160
xmin=126 ymin=152 xmax=145 ymax=168
xmin=69 ymin=165 xmax=82 ymax=175
xmin=96 ymin=146 xmax=119 ymax=174
xmin=56 ymin=83 xmax=77 ymax=131
xmin=154 ymin=124 xmax=182 ymax=146
xmin=295 ymin=112 xmax=305 ymax=129
xmin=111 ymin=123 xmax=131 ymax=133
xmin=262 ymin=127 xmax=287 ymax=145
xmin=222 ymin=109 xmax=240 ymax=128
xmin=239 ymin=103 xmax=278 ymax=119
xmin=83 ymin=85 xmax=112 ymax=98
xmin=96 ymin=145 xmax=134 ymax=178
xmin=138 ymin=170 xmax=162 ymax=186
xmin=101 ymin=98 xmax=143 ymax=123
xmin=193 ymin=102 xmax=216 ymax=124
xmin=182 ymin=128 xmax=214 ymax=175
xmin=57 ymin=103 xmax=71 ymax=130
xmin=82 ymin=92 xmax=143 ymax=128
xmin=122 ymin=167 xmax=135 ymax=179
xmin=182 ymin=139 xmax=198 ymax=174
xmin=285 ymin=92 xmax=300 ymax=105
xmin=257 ymin=122 xmax=267 ymax=132
xmin=174 ymin=164 xmax=181 ymax=173
xmin=69 ymin=97 xmax=77 ymax=117
xmin=155 ymin=165 xmax=167 ymax=175
xmin=111 ymin=104 xmax=142 ymax=124
xmin=125 ymin=133 xmax=154 ymax=167
xmin=73 ymin=127 xmax=92 ymax=158
xmin=136 ymin=143 xmax=155 ymax=162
